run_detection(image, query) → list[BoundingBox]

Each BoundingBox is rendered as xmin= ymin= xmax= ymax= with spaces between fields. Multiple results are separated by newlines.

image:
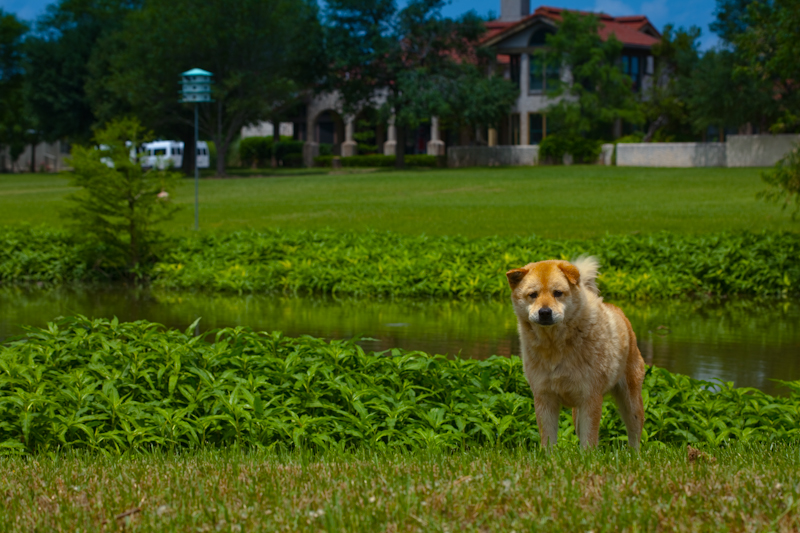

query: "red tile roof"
xmin=485 ymin=5 xmax=661 ymax=48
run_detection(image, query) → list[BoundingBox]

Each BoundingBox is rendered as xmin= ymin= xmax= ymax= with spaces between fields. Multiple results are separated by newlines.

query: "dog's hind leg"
xmin=611 ymin=378 xmax=644 ymax=450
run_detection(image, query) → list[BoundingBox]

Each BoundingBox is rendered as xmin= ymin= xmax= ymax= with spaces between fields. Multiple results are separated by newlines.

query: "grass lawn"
xmin=2 ymin=444 xmax=798 ymax=532
xmin=0 ymin=166 xmax=794 ymax=239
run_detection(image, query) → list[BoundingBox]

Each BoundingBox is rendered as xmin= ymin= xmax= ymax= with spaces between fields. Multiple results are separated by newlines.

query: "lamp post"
xmin=180 ymin=68 xmax=213 ymax=231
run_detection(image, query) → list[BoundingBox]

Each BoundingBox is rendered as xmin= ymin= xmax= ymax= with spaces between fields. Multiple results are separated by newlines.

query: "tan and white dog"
xmin=506 ymin=257 xmax=645 ymax=449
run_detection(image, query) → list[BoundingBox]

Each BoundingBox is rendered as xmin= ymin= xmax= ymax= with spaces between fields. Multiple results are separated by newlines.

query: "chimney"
xmin=500 ymin=0 xmax=530 ymax=21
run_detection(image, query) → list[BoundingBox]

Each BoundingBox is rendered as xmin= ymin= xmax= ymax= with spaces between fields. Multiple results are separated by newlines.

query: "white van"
xmin=141 ymin=141 xmax=210 ymax=170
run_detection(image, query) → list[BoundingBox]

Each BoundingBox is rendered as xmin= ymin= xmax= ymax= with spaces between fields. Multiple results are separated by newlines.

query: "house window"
xmin=621 ymin=54 xmax=641 ymax=91
xmin=528 ymin=27 xmax=558 ymax=94
xmin=529 ymin=113 xmax=545 ymax=144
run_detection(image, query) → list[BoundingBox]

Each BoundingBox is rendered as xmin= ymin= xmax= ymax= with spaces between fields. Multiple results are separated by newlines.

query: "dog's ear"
xmin=506 ymin=268 xmax=528 ymax=289
xmin=558 ymin=263 xmax=580 ymax=286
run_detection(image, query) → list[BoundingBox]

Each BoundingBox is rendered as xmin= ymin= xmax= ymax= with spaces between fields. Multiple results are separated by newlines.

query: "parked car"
xmin=141 ymin=141 xmax=210 ymax=170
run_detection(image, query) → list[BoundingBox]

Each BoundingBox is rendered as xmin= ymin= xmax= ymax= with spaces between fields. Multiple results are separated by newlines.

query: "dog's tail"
xmin=572 ymin=255 xmax=600 ymax=295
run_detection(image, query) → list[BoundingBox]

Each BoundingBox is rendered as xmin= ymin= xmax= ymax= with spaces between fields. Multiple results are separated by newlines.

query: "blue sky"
xmin=1 ymin=0 xmax=721 ymax=49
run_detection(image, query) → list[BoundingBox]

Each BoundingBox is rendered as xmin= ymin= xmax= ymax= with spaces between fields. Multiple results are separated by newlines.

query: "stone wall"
xmin=726 ymin=134 xmax=800 ymax=167
xmin=616 ymin=142 xmax=726 ymax=167
xmin=447 ymin=146 xmax=539 ymax=168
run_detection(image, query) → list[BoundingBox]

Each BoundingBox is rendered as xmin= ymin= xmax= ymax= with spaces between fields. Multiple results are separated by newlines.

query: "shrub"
xmin=1 ymin=316 xmax=798 ymax=455
xmin=759 ymin=143 xmax=800 ymax=219
xmin=239 ymin=137 xmax=273 ymax=167
xmin=539 ymin=134 xmax=602 ymax=165
xmin=65 ymin=118 xmax=182 ymax=275
xmin=282 ymin=153 xmax=304 ymax=168
xmin=314 ymin=155 xmax=440 ymax=168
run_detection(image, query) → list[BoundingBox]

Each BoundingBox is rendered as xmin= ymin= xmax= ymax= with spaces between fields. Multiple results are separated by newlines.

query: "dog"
xmin=506 ymin=257 xmax=645 ymax=449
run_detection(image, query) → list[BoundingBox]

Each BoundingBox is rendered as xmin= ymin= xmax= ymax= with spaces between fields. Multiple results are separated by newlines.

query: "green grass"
xmin=1 ymin=444 xmax=798 ymax=532
xmin=1 ymin=166 xmax=795 ymax=238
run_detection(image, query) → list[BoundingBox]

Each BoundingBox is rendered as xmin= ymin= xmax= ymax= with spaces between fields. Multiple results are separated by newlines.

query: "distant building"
xmin=241 ymin=1 xmax=662 ymax=166
xmin=484 ymin=3 xmax=660 ymax=145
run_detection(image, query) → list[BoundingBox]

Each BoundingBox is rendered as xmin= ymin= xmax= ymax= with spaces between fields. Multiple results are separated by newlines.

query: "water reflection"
xmin=1 ymin=287 xmax=798 ymax=395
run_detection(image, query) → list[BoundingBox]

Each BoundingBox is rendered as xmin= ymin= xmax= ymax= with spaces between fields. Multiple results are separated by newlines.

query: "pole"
xmin=194 ymin=103 xmax=199 ymax=231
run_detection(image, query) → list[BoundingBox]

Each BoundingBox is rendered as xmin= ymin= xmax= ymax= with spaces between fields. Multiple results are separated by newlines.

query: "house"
xmin=241 ymin=1 xmax=663 ymax=166
xmin=484 ymin=1 xmax=661 ymax=145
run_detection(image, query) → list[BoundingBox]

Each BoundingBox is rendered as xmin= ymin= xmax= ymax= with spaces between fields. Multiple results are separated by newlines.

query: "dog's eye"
xmin=553 ymin=290 xmax=563 ymax=297
xmin=529 ymin=292 xmax=538 ymax=299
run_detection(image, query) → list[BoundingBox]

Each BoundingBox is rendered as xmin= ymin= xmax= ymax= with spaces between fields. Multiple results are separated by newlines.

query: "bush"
xmin=239 ymin=137 xmax=273 ymax=167
xmin=313 ymin=155 xmax=440 ymax=168
xmin=1 ymin=316 xmax=798 ymax=454
xmin=4 ymin=227 xmax=800 ymax=299
xmin=65 ymin=118 xmax=182 ymax=275
xmin=282 ymin=153 xmax=304 ymax=168
xmin=759 ymin=143 xmax=800 ymax=219
xmin=539 ymin=134 xmax=602 ymax=165
xmin=274 ymin=140 xmax=304 ymax=163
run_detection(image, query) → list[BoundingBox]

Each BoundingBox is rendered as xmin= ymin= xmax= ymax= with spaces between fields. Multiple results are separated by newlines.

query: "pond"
xmin=1 ymin=287 xmax=798 ymax=396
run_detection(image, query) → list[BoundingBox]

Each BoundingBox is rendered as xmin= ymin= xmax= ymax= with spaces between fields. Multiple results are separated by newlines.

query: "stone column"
xmin=520 ymin=53 xmax=530 ymax=145
xmin=426 ymin=116 xmax=445 ymax=156
xmin=341 ymin=116 xmax=358 ymax=157
xmin=383 ymin=115 xmax=397 ymax=156
xmin=303 ymin=114 xmax=319 ymax=168
xmin=488 ymin=128 xmax=498 ymax=147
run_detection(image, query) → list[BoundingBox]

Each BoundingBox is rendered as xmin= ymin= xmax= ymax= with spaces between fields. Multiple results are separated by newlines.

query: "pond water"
xmin=1 ymin=287 xmax=798 ymax=396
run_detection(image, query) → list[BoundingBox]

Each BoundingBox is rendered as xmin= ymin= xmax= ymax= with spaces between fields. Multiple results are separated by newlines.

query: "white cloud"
xmin=593 ymin=0 xmax=636 ymax=16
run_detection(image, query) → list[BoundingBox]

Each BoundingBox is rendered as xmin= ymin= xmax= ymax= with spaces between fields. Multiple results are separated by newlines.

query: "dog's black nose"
xmin=538 ymin=307 xmax=553 ymax=322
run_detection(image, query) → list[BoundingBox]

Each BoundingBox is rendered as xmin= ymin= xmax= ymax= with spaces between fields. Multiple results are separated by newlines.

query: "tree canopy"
xmin=542 ymin=12 xmax=643 ymax=141
xmin=88 ymin=0 xmax=324 ymax=176
xmin=0 ymin=9 xmax=29 ymax=168
xmin=325 ymin=0 xmax=516 ymax=167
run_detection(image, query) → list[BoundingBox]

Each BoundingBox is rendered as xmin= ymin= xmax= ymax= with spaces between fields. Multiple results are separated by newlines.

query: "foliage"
xmin=0 ymin=316 xmax=798 ymax=455
xmin=314 ymin=154 xmax=439 ymax=168
xmin=539 ymin=134 xmax=601 ymax=165
xmin=89 ymin=0 xmax=324 ymax=176
xmin=3 ymin=227 xmax=800 ymax=299
xmin=759 ymin=143 xmax=800 ymax=218
xmin=239 ymin=136 xmax=273 ymax=167
xmin=64 ymin=118 xmax=182 ymax=274
xmin=325 ymin=0 xmax=507 ymax=168
xmin=23 ymin=0 xmax=139 ymax=144
xmin=0 ymin=9 xmax=29 ymax=168
xmin=240 ymin=137 xmax=304 ymax=168
xmin=735 ymin=0 xmax=800 ymax=132
xmin=542 ymin=12 xmax=643 ymax=140
xmin=151 ymin=229 xmax=800 ymax=299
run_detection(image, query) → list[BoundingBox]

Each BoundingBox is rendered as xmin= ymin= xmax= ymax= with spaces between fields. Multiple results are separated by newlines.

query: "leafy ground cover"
xmin=1 ymin=317 xmax=798 ymax=456
xmin=3 ymin=226 xmax=798 ymax=299
xmin=1 ymin=443 xmax=799 ymax=532
xmin=1 ymin=166 xmax=795 ymax=238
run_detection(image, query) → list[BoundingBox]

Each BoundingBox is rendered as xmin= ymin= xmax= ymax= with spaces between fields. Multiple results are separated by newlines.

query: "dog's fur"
xmin=506 ymin=257 xmax=645 ymax=449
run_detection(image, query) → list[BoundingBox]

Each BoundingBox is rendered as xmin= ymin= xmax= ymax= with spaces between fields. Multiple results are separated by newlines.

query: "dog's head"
xmin=506 ymin=258 xmax=597 ymax=327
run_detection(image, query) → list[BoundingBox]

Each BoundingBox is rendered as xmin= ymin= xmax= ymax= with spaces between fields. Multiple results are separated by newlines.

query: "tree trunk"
xmin=643 ymin=115 xmax=668 ymax=142
xmin=30 ymin=143 xmax=36 ymax=173
xmin=395 ymin=124 xmax=406 ymax=169
xmin=215 ymin=138 xmax=227 ymax=177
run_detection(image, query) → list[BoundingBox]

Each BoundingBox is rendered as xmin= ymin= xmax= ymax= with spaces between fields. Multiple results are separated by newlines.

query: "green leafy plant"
xmin=1 ymin=316 xmax=798 ymax=455
xmin=539 ymin=134 xmax=601 ymax=165
xmin=759 ymin=143 xmax=800 ymax=219
xmin=64 ymin=118 xmax=182 ymax=276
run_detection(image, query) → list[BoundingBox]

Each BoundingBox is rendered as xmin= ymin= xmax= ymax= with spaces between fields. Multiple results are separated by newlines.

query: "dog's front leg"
xmin=575 ymin=395 xmax=603 ymax=448
xmin=534 ymin=393 xmax=560 ymax=448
